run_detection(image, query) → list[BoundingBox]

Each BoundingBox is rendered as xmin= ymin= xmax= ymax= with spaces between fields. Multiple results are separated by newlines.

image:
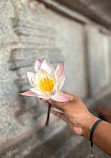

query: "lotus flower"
xmin=20 ymin=59 xmax=68 ymax=102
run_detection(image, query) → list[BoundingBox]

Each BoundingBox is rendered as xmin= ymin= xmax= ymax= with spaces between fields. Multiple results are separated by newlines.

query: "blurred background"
xmin=0 ymin=0 xmax=111 ymax=157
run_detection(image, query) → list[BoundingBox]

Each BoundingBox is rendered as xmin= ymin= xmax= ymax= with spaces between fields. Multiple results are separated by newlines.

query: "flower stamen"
xmin=39 ymin=76 xmax=54 ymax=92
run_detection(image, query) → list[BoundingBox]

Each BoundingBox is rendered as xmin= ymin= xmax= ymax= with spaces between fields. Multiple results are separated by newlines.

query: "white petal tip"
xmin=20 ymin=91 xmax=38 ymax=97
xmin=35 ymin=59 xmax=42 ymax=71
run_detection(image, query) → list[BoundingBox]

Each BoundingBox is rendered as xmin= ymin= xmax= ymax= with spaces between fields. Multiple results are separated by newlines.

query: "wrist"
xmin=82 ymin=114 xmax=99 ymax=139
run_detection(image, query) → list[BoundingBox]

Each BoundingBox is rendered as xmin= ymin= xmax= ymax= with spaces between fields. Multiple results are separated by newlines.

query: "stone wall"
xmin=0 ymin=0 xmax=111 ymax=157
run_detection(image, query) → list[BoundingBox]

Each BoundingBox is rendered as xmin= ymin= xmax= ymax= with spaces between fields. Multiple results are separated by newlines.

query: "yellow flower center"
xmin=39 ymin=76 xmax=54 ymax=92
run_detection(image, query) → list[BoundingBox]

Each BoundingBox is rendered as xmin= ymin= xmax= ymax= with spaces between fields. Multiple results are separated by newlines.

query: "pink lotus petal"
xmin=26 ymin=72 xmax=35 ymax=87
xmin=41 ymin=59 xmax=54 ymax=73
xmin=59 ymin=76 xmax=66 ymax=90
xmin=20 ymin=91 xmax=50 ymax=101
xmin=20 ymin=91 xmax=38 ymax=97
xmin=56 ymin=63 xmax=64 ymax=78
xmin=35 ymin=59 xmax=42 ymax=72
xmin=51 ymin=92 xmax=69 ymax=102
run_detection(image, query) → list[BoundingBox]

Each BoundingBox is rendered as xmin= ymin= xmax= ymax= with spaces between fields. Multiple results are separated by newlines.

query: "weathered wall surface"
xmin=0 ymin=0 xmax=111 ymax=157
xmin=56 ymin=0 xmax=111 ymax=29
xmin=86 ymin=26 xmax=110 ymax=97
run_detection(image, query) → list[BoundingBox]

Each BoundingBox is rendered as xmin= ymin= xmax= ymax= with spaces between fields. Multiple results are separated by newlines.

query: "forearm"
xmin=93 ymin=120 xmax=111 ymax=156
xmin=84 ymin=115 xmax=111 ymax=156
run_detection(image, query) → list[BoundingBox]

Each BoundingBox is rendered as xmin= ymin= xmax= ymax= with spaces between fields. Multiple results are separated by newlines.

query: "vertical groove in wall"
xmin=82 ymin=24 xmax=91 ymax=98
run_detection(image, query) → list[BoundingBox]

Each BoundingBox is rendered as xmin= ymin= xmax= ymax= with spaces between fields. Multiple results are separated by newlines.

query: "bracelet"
xmin=90 ymin=119 xmax=103 ymax=147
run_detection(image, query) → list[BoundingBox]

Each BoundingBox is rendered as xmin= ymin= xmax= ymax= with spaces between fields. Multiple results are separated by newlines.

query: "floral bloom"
xmin=20 ymin=59 xmax=69 ymax=102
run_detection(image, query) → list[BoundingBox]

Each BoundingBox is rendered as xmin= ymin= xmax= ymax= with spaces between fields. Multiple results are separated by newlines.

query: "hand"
xmin=48 ymin=93 xmax=98 ymax=139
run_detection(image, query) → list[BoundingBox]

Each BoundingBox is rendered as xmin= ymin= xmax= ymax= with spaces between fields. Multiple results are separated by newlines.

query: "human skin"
xmin=47 ymin=93 xmax=111 ymax=156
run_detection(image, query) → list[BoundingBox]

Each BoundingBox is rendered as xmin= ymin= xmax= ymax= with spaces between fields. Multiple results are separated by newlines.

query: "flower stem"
xmin=45 ymin=103 xmax=51 ymax=126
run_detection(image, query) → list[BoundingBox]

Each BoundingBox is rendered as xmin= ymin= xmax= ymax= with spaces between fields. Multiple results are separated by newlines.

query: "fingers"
xmin=46 ymin=92 xmax=79 ymax=111
xmin=47 ymin=103 xmax=56 ymax=109
xmin=50 ymin=109 xmax=66 ymax=121
xmin=45 ymin=102 xmax=60 ymax=110
xmin=51 ymin=109 xmax=74 ymax=130
xmin=49 ymin=100 xmax=67 ymax=111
